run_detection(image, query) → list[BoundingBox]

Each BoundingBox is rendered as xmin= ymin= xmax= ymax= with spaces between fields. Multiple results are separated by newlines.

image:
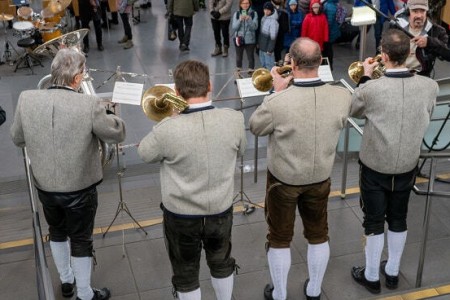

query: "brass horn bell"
xmin=348 ymin=55 xmax=386 ymax=83
xmin=141 ymin=85 xmax=189 ymax=122
xmin=251 ymin=65 xmax=293 ymax=92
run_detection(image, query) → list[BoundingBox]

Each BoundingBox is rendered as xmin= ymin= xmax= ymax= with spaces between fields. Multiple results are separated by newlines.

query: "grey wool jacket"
xmin=250 ymin=82 xmax=351 ymax=185
xmin=10 ymin=89 xmax=126 ymax=192
xmin=138 ymin=107 xmax=246 ymax=216
xmin=351 ymin=72 xmax=438 ymax=174
xmin=208 ymin=0 xmax=233 ymax=21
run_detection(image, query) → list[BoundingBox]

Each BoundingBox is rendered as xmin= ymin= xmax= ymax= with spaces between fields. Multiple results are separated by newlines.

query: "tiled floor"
xmin=1 ymin=0 xmax=450 ymax=299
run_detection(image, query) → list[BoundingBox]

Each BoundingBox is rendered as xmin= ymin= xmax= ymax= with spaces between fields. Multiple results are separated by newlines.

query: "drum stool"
xmin=15 ymin=37 xmax=43 ymax=74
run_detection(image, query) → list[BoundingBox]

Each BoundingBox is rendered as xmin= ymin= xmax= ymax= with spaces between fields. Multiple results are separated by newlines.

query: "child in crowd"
xmin=301 ymin=0 xmax=329 ymax=52
xmin=258 ymin=2 xmax=279 ymax=69
xmin=283 ymin=0 xmax=303 ymax=55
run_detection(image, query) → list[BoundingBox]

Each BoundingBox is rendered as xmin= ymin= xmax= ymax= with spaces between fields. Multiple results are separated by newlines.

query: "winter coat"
xmin=323 ymin=0 xmax=341 ymax=43
xmin=232 ymin=8 xmax=259 ymax=45
xmin=259 ymin=10 xmax=279 ymax=52
xmin=284 ymin=8 xmax=303 ymax=48
xmin=168 ymin=0 xmax=199 ymax=17
xmin=208 ymin=0 xmax=233 ymax=21
xmin=301 ymin=0 xmax=329 ymax=50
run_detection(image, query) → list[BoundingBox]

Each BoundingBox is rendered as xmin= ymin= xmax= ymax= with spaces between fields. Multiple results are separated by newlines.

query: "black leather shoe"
xmin=263 ymin=283 xmax=274 ymax=300
xmin=61 ymin=279 xmax=75 ymax=298
xmin=76 ymin=287 xmax=111 ymax=300
xmin=303 ymin=278 xmax=321 ymax=300
xmin=98 ymin=45 xmax=104 ymax=51
xmin=380 ymin=260 xmax=399 ymax=289
xmin=351 ymin=266 xmax=381 ymax=294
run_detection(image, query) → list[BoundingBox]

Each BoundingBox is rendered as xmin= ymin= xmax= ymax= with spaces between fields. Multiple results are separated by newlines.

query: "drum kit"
xmin=1 ymin=0 xmax=88 ymax=68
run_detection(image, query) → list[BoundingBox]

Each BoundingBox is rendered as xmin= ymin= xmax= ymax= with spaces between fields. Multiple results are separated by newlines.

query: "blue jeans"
xmin=359 ymin=161 xmax=417 ymax=235
xmin=259 ymin=50 xmax=275 ymax=69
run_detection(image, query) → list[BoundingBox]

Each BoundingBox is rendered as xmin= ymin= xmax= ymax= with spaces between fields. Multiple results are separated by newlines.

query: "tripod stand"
xmin=103 ymin=141 xmax=148 ymax=237
xmin=232 ymin=97 xmax=264 ymax=215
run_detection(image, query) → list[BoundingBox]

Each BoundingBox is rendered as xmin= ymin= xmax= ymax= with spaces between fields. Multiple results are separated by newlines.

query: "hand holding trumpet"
xmin=270 ymin=66 xmax=293 ymax=92
xmin=362 ymin=56 xmax=380 ymax=78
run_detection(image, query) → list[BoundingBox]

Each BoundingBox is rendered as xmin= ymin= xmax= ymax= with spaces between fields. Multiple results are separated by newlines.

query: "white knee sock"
xmin=177 ymin=288 xmax=201 ymax=300
xmin=50 ymin=241 xmax=74 ymax=284
xmin=211 ymin=274 xmax=233 ymax=300
xmin=72 ymin=256 xmax=94 ymax=300
xmin=267 ymin=247 xmax=291 ymax=300
xmin=306 ymin=242 xmax=330 ymax=297
xmin=386 ymin=230 xmax=407 ymax=276
xmin=364 ymin=234 xmax=384 ymax=282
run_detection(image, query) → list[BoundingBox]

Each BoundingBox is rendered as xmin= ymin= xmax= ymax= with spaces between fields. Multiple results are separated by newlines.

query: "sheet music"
xmin=112 ymin=82 xmax=144 ymax=105
xmin=236 ymin=78 xmax=270 ymax=98
xmin=319 ymin=57 xmax=334 ymax=82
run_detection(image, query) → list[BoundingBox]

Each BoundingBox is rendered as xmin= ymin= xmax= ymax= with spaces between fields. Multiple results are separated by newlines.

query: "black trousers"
xmin=359 ymin=161 xmax=417 ymax=235
xmin=163 ymin=207 xmax=235 ymax=292
xmin=174 ymin=15 xmax=193 ymax=47
xmin=81 ymin=10 xmax=103 ymax=47
xmin=211 ymin=18 xmax=230 ymax=47
xmin=38 ymin=186 xmax=98 ymax=257
xmin=235 ymin=43 xmax=256 ymax=69
xmin=120 ymin=13 xmax=132 ymax=39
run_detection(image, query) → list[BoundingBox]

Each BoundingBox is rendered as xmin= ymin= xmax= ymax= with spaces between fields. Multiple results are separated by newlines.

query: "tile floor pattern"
xmin=1 ymin=0 xmax=450 ymax=299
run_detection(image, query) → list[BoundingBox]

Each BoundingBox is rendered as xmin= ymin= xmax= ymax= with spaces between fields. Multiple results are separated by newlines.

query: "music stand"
xmin=103 ymin=68 xmax=148 ymax=238
xmin=350 ymin=6 xmax=376 ymax=61
xmin=234 ymin=78 xmax=267 ymax=214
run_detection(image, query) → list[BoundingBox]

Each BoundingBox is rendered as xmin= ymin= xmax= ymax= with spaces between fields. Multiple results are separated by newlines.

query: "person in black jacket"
xmin=0 ymin=106 xmax=5 ymax=126
xmin=394 ymin=0 xmax=450 ymax=77
xmin=272 ymin=0 xmax=289 ymax=65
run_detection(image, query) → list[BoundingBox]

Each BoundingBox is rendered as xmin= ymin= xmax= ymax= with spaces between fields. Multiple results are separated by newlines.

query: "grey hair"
xmin=50 ymin=48 xmax=86 ymax=87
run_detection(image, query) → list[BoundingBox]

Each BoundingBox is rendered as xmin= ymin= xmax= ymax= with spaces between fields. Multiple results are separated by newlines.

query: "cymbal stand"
xmin=1 ymin=15 xmax=19 ymax=65
xmin=232 ymin=97 xmax=264 ymax=215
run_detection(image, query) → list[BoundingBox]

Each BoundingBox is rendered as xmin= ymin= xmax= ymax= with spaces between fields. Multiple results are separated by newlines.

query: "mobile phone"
xmin=241 ymin=10 xmax=247 ymax=16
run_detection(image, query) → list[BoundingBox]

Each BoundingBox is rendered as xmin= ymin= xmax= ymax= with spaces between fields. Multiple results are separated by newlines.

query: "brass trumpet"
xmin=141 ymin=85 xmax=189 ymax=122
xmin=348 ymin=55 xmax=386 ymax=83
xmin=252 ymin=65 xmax=293 ymax=92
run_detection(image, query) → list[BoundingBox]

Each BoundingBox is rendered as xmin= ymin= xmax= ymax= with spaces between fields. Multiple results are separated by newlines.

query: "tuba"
xmin=348 ymin=55 xmax=386 ymax=83
xmin=37 ymin=72 xmax=116 ymax=167
xmin=251 ymin=65 xmax=293 ymax=92
xmin=141 ymin=85 xmax=188 ymax=122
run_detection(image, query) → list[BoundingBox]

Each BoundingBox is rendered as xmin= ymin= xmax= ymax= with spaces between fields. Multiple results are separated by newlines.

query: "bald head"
xmin=289 ymin=38 xmax=322 ymax=69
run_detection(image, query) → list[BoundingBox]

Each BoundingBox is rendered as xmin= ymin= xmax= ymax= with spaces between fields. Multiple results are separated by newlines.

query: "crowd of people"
xmin=3 ymin=0 xmax=450 ymax=300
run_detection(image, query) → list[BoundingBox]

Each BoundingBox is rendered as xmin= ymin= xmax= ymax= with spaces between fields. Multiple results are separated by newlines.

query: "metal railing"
xmin=22 ymin=148 xmax=55 ymax=300
xmin=413 ymin=152 xmax=450 ymax=288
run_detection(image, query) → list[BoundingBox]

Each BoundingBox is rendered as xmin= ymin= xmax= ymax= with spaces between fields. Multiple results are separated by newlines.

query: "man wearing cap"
xmin=394 ymin=0 xmax=450 ymax=76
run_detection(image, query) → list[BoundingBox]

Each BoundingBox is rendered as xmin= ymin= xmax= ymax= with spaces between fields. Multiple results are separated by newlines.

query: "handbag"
xmin=234 ymin=35 xmax=245 ymax=47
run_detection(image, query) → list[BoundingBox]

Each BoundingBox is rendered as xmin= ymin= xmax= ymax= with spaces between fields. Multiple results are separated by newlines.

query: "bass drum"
xmin=36 ymin=73 xmax=116 ymax=167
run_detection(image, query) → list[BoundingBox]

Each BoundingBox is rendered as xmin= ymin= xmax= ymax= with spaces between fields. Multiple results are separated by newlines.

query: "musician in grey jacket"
xmin=250 ymin=37 xmax=351 ymax=300
xmin=350 ymin=29 xmax=437 ymax=294
xmin=10 ymin=48 xmax=126 ymax=300
xmin=138 ymin=60 xmax=246 ymax=300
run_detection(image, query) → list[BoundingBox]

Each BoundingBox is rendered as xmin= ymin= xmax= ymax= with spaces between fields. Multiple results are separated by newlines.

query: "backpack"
xmin=335 ymin=3 xmax=348 ymax=25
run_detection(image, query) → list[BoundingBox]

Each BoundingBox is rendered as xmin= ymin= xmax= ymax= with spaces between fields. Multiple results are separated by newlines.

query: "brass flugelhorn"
xmin=141 ymin=85 xmax=189 ymax=122
xmin=252 ymin=65 xmax=293 ymax=92
xmin=348 ymin=55 xmax=386 ymax=83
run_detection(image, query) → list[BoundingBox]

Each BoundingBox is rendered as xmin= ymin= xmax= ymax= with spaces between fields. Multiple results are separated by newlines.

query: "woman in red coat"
xmin=301 ymin=0 xmax=329 ymax=51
